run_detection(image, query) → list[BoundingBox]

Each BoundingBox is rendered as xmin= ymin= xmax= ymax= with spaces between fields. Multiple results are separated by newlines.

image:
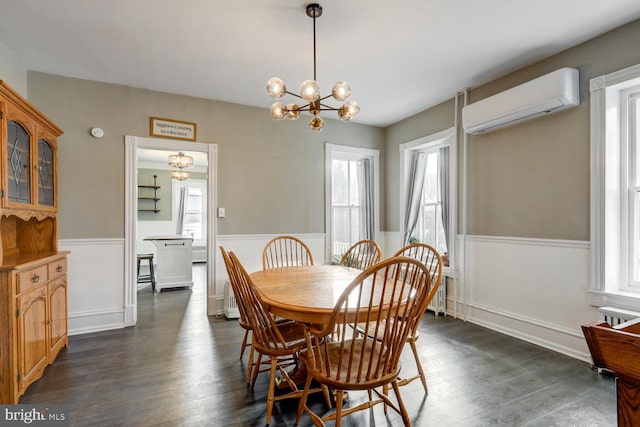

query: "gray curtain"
xmin=403 ymin=152 xmax=427 ymax=245
xmin=176 ymin=187 xmax=187 ymax=235
xmin=439 ymin=146 xmax=450 ymax=252
xmin=357 ymin=158 xmax=374 ymax=240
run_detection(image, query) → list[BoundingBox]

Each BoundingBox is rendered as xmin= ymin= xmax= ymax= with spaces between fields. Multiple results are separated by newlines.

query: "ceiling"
xmin=2 ymin=0 xmax=640 ymax=128
xmin=138 ymin=149 xmax=208 ymax=170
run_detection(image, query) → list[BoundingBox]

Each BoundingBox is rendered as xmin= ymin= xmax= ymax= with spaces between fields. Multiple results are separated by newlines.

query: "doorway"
xmin=124 ymin=135 xmax=217 ymax=326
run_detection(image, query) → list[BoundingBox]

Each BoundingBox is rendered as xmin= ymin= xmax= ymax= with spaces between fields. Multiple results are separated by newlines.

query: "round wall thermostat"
xmin=90 ymin=127 xmax=104 ymax=138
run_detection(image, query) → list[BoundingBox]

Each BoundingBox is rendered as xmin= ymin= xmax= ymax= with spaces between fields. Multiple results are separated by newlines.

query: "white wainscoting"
xmin=215 ymin=233 xmax=325 ymax=315
xmin=60 ymin=233 xmax=598 ymax=362
xmin=59 ymin=238 xmax=126 ymax=335
xmin=458 ymin=235 xmax=598 ymax=362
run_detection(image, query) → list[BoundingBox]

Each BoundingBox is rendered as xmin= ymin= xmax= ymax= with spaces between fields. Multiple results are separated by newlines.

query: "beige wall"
xmin=0 ymin=42 xmax=26 ymax=97
xmin=26 ymin=72 xmax=385 ymax=239
xmin=386 ymin=18 xmax=640 ymax=242
xmin=21 ymin=18 xmax=640 ymax=243
xmin=384 ymin=99 xmax=456 ymax=232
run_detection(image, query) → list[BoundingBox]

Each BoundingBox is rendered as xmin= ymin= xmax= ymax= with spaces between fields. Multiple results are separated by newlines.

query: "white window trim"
xmin=399 ymin=127 xmax=457 ymax=271
xmin=325 ymin=143 xmax=380 ymax=261
xmin=590 ymin=62 xmax=640 ymax=310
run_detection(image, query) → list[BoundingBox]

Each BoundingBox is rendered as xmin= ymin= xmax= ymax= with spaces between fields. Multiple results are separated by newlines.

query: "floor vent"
xmin=598 ymin=306 xmax=640 ymax=326
xmin=224 ymin=280 xmax=240 ymax=319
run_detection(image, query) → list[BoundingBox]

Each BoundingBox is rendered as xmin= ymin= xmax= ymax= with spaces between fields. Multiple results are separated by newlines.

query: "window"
xmin=590 ymin=63 xmax=640 ymax=307
xmin=325 ymin=144 xmax=379 ymax=262
xmin=629 ymin=92 xmax=640 ymax=287
xmin=414 ymin=150 xmax=448 ymax=255
xmin=400 ymin=128 xmax=456 ymax=266
xmin=173 ymin=179 xmax=207 ymax=245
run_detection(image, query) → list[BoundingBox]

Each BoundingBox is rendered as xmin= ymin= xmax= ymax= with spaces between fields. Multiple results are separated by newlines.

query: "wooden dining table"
xmin=249 ymin=262 xmax=420 ymax=389
xmin=249 ymin=264 xmax=364 ymax=325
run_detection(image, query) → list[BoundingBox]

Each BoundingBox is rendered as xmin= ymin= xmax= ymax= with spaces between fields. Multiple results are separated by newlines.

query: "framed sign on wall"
xmin=150 ymin=117 xmax=197 ymax=141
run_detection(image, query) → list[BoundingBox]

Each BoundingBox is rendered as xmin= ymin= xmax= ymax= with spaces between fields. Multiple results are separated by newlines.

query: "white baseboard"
xmin=68 ymin=308 xmax=125 ymax=336
xmin=464 ymin=301 xmax=591 ymax=362
xmin=452 ymin=234 xmax=595 ymax=363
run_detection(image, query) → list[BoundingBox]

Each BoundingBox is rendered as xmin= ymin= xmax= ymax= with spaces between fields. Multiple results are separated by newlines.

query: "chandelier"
xmin=168 ymin=152 xmax=193 ymax=180
xmin=266 ymin=3 xmax=359 ymax=131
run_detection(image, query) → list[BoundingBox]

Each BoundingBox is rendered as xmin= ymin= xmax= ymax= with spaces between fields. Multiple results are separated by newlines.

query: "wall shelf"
xmin=138 ymin=174 xmax=160 ymax=213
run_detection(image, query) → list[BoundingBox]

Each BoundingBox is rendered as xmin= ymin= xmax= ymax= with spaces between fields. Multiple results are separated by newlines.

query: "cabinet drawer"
xmin=17 ymin=265 xmax=48 ymax=294
xmin=48 ymin=258 xmax=67 ymax=278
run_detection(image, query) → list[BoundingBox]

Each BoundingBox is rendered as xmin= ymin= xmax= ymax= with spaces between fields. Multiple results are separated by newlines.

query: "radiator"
xmin=192 ymin=245 xmax=207 ymax=263
xmin=224 ymin=280 xmax=240 ymax=319
xmin=427 ymin=277 xmax=447 ymax=316
xmin=598 ymin=306 xmax=640 ymax=326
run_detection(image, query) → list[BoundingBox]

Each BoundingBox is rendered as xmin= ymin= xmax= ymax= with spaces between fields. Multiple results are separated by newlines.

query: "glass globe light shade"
xmin=168 ymin=152 xmax=193 ymax=168
xmin=266 ymin=77 xmax=286 ymax=99
xmin=332 ymin=81 xmax=351 ymax=101
xmin=270 ymin=102 xmax=286 ymax=120
xmin=309 ymin=116 xmax=324 ymax=131
xmin=339 ymin=100 xmax=360 ymax=121
xmin=171 ymin=170 xmax=191 ymax=181
xmin=300 ymin=80 xmax=321 ymax=101
xmin=285 ymin=104 xmax=301 ymax=120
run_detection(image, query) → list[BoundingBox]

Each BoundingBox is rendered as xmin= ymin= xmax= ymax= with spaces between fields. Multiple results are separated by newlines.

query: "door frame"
xmin=124 ymin=135 xmax=218 ymax=326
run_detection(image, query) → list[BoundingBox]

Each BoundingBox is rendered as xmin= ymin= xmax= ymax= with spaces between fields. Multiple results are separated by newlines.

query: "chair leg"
xmin=391 ymin=380 xmax=411 ymax=426
xmin=148 ymin=258 xmax=156 ymax=292
xmin=240 ymin=329 xmax=250 ymax=359
xmin=251 ymin=353 xmax=263 ymax=390
xmin=246 ymin=344 xmax=255 ymax=385
xmin=382 ymin=384 xmax=390 ymax=413
xmin=295 ymin=373 xmax=314 ymax=425
xmin=265 ymin=357 xmax=278 ymax=427
xmin=334 ymin=389 xmax=345 ymax=427
xmin=409 ymin=340 xmax=428 ymax=393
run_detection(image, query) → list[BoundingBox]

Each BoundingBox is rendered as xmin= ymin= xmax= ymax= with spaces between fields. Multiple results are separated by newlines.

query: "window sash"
xmin=628 ymin=92 xmax=640 ymax=288
xmin=326 ymin=144 xmax=379 ymax=262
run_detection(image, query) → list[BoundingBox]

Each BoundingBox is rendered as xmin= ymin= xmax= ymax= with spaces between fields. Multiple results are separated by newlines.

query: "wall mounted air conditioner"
xmin=462 ymin=67 xmax=579 ymax=135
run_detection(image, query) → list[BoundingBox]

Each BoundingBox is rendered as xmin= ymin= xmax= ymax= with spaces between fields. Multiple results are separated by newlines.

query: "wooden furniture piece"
xmin=249 ymin=264 xmax=364 ymax=324
xmin=136 ymin=253 xmax=156 ymax=292
xmin=339 ymin=239 xmax=382 ymax=270
xmin=226 ymin=251 xmax=331 ymax=426
xmin=295 ymin=257 xmax=434 ymax=427
xmin=219 ymin=245 xmax=257 ymax=385
xmin=143 ymin=235 xmax=193 ymax=292
xmin=582 ymin=319 xmax=640 ymax=426
xmin=391 ymin=243 xmax=443 ymax=393
xmin=0 ymin=80 xmax=68 ymax=404
xmin=221 ymin=245 xmax=308 ymax=388
xmin=262 ymin=235 xmax=314 ymax=269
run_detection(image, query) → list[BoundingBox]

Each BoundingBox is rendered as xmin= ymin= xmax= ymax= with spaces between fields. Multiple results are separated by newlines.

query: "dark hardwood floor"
xmin=21 ymin=264 xmax=616 ymax=426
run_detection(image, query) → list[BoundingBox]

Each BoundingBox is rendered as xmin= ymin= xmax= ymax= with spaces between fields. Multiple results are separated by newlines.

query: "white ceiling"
xmin=138 ymin=149 xmax=208 ymax=170
xmin=1 ymin=0 xmax=640 ymax=128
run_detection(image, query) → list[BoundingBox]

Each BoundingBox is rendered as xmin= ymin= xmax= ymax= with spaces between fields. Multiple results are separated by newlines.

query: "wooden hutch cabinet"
xmin=0 ymin=81 xmax=68 ymax=404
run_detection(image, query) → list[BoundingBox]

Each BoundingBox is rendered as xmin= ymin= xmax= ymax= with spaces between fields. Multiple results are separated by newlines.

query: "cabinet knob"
xmin=31 ymin=274 xmax=39 ymax=283
xmin=56 ymin=265 xmax=63 ymax=272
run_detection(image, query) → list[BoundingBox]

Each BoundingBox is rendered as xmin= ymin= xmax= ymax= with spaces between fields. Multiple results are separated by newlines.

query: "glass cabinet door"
xmin=7 ymin=121 xmax=31 ymax=204
xmin=37 ymin=139 xmax=54 ymax=206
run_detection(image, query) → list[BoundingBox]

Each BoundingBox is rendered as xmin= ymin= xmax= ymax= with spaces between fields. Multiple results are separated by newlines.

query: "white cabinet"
xmin=144 ymin=235 xmax=193 ymax=292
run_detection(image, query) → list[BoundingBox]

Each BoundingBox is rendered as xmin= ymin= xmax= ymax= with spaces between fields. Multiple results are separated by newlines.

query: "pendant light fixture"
xmin=171 ymin=169 xmax=191 ymax=181
xmin=266 ymin=3 xmax=359 ymax=131
xmin=168 ymin=152 xmax=193 ymax=180
xmin=168 ymin=152 xmax=193 ymax=169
